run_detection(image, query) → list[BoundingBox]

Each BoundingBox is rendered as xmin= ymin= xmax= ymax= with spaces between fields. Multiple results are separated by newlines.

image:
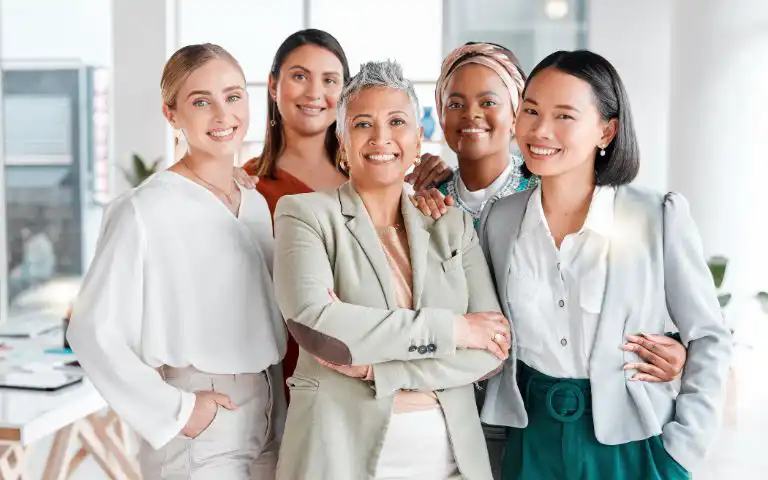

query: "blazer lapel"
xmin=401 ymin=191 xmax=431 ymax=309
xmin=339 ymin=182 xmax=398 ymax=309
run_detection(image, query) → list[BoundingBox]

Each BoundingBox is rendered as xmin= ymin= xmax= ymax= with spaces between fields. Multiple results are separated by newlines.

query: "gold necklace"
xmin=181 ymin=158 xmax=236 ymax=206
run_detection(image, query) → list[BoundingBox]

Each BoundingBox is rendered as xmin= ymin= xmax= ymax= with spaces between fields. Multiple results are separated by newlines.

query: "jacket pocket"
xmin=286 ymin=374 xmax=319 ymax=391
xmin=441 ymin=251 xmax=463 ymax=272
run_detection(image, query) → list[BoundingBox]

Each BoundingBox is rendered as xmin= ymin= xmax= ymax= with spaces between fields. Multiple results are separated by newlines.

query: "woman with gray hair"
xmin=272 ymin=59 xmax=514 ymax=479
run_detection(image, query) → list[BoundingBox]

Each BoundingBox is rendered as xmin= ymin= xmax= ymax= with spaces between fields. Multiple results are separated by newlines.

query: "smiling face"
xmin=341 ymin=87 xmax=422 ymax=191
xmin=515 ymin=67 xmax=616 ymax=181
xmin=441 ymin=63 xmax=516 ymax=163
xmin=270 ymin=44 xmax=345 ymax=138
xmin=163 ymin=58 xmax=249 ymax=159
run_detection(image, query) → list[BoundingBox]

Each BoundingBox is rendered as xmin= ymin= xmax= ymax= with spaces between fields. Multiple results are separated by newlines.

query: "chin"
xmin=293 ymin=117 xmax=334 ymax=137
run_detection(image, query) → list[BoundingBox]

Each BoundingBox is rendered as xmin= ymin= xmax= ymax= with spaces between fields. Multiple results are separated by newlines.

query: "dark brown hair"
xmin=244 ymin=29 xmax=350 ymax=178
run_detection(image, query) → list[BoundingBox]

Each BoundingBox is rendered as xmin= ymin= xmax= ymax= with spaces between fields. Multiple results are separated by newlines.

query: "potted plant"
xmin=123 ymin=153 xmax=161 ymax=187
xmin=707 ymin=255 xmax=731 ymax=308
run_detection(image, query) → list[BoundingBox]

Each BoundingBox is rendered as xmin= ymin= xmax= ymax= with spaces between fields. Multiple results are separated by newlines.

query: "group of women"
xmin=67 ymin=28 xmax=731 ymax=480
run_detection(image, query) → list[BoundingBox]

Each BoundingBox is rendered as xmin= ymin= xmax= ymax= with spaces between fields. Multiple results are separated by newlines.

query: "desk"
xmin=0 ymin=330 xmax=140 ymax=479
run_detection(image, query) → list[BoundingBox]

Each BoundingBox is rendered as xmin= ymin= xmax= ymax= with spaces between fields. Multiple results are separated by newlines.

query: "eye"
xmin=481 ymin=100 xmax=498 ymax=108
xmin=293 ymin=73 xmax=307 ymax=81
xmin=447 ymin=101 xmax=463 ymax=109
xmin=556 ymin=113 xmax=575 ymax=120
xmin=390 ymin=117 xmax=406 ymax=127
xmin=324 ymin=78 xmax=337 ymax=85
xmin=227 ymin=94 xmax=242 ymax=103
xmin=354 ymin=121 xmax=372 ymax=128
xmin=522 ymin=108 xmax=537 ymax=115
xmin=192 ymin=99 xmax=209 ymax=107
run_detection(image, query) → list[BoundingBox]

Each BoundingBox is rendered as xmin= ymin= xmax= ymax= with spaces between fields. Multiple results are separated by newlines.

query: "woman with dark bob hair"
xmin=480 ymin=50 xmax=732 ymax=479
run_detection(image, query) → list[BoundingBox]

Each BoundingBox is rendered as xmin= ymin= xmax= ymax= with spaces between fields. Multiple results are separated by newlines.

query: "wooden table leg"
xmin=42 ymin=410 xmax=141 ymax=480
xmin=0 ymin=441 xmax=31 ymax=480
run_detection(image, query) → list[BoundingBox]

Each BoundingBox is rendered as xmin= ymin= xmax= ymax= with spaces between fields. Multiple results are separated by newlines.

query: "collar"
xmin=519 ymin=185 xmax=615 ymax=238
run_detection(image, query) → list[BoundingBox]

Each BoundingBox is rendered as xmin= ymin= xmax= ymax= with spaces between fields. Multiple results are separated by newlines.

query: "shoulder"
xmin=274 ymin=189 xmax=340 ymax=224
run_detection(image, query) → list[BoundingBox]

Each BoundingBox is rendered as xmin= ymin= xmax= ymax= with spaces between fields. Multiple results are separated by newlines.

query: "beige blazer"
xmin=272 ymin=182 xmax=504 ymax=480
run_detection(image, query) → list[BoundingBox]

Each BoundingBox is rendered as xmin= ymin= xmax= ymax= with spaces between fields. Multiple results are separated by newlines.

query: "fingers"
xmin=212 ymin=393 xmax=237 ymax=410
xmin=486 ymin=339 xmax=507 ymax=360
xmin=630 ymin=373 xmax=664 ymax=383
xmin=444 ymin=195 xmax=455 ymax=207
xmin=420 ymin=163 xmax=450 ymax=191
xmin=413 ymin=154 xmax=440 ymax=190
xmin=623 ymin=362 xmax=670 ymax=381
xmin=415 ymin=195 xmax=433 ymax=217
xmin=232 ymin=168 xmax=256 ymax=189
xmin=625 ymin=334 xmax=674 ymax=363
xmin=623 ymin=342 xmax=671 ymax=372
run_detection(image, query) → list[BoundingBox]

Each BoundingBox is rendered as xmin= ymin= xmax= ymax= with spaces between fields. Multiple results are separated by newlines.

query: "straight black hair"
xmin=521 ymin=50 xmax=639 ymax=186
xmin=245 ymin=29 xmax=350 ymax=178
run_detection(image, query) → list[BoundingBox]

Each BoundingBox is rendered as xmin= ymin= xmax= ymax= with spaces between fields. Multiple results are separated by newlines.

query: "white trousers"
xmin=374 ymin=408 xmax=461 ymax=480
xmin=139 ymin=366 xmax=282 ymax=480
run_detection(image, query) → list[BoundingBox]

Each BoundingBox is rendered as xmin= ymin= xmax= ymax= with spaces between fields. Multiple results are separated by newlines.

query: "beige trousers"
xmin=139 ymin=365 xmax=284 ymax=479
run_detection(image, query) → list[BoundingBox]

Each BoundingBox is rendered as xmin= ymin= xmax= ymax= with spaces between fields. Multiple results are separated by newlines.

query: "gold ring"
xmin=493 ymin=333 xmax=504 ymax=342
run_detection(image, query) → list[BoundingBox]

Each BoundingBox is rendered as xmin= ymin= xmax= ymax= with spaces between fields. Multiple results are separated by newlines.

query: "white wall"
xmin=588 ymin=0 xmax=672 ymax=192
xmin=0 ymin=0 xmax=111 ymax=65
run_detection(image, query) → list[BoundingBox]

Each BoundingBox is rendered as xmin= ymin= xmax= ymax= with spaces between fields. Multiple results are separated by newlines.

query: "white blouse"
xmin=505 ymin=185 xmax=614 ymax=378
xmin=67 ymin=171 xmax=287 ymax=450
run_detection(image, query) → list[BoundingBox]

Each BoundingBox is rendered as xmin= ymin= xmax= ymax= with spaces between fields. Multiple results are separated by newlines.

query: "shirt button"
xmin=408 ymin=345 xmax=417 ymax=353
xmin=558 ymin=299 xmax=565 ymax=308
xmin=561 ymin=338 xmax=568 ymax=346
xmin=427 ymin=344 xmax=437 ymax=353
xmin=417 ymin=345 xmax=428 ymax=355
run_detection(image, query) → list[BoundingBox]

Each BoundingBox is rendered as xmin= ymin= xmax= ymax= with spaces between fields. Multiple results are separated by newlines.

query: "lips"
xmin=207 ymin=127 xmax=238 ymax=141
xmin=458 ymin=126 xmax=491 ymax=138
xmin=528 ymin=144 xmax=562 ymax=156
xmin=297 ymin=104 xmax=326 ymax=116
xmin=363 ymin=152 xmax=399 ymax=164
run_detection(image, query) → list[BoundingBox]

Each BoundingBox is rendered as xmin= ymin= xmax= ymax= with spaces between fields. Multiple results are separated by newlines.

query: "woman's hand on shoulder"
xmin=409 ymin=188 xmax=454 ymax=220
xmin=233 ymin=167 xmax=259 ymax=190
xmin=405 ymin=153 xmax=453 ymax=191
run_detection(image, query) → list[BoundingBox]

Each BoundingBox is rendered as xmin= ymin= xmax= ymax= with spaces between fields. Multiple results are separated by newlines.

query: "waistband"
xmin=518 ymin=361 xmax=592 ymax=423
xmin=160 ymin=365 xmax=267 ymax=381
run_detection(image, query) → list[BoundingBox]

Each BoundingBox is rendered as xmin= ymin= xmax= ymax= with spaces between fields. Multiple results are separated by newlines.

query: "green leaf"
xmin=758 ymin=291 xmax=768 ymax=314
xmin=718 ymin=293 xmax=731 ymax=308
xmin=708 ymin=255 xmax=728 ymax=289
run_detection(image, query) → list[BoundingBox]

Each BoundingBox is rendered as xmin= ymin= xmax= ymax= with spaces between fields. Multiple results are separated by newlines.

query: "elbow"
xmin=286 ymin=319 xmax=353 ymax=365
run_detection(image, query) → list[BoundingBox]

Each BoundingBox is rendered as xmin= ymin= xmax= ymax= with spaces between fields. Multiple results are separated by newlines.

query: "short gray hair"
xmin=336 ymin=60 xmax=420 ymax=138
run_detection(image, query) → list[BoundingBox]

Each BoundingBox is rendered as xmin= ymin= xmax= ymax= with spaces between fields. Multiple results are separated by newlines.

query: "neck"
xmin=456 ymin=150 xmax=509 ymax=191
xmin=540 ymin=165 xmax=596 ymax=216
xmin=279 ymin=127 xmax=332 ymax=171
xmin=182 ymin=149 xmax=235 ymax=192
xmin=353 ymin=182 xmax=404 ymax=229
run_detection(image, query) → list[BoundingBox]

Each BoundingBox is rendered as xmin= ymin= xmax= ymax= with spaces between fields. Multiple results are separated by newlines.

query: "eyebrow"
xmin=186 ymin=85 xmax=244 ymax=98
xmin=288 ymin=65 xmax=342 ymax=77
xmin=446 ymin=91 xmax=502 ymax=99
xmin=523 ymin=97 xmax=581 ymax=112
xmin=351 ymin=110 xmax=410 ymax=121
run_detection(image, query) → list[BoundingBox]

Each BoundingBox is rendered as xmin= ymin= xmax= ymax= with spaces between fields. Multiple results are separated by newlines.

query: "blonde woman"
xmin=68 ymin=44 xmax=286 ymax=479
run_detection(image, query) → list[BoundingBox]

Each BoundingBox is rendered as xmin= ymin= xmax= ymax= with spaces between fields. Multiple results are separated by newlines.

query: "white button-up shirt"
xmin=506 ymin=185 xmax=615 ymax=378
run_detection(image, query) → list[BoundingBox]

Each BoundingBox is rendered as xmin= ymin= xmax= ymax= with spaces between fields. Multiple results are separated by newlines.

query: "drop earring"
xmin=599 ymin=145 xmax=606 ymax=156
xmin=269 ymin=97 xmax=277 ymax=127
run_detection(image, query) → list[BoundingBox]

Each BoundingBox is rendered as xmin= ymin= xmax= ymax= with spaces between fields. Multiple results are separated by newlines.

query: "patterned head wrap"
xmin=435 ymin=43 xmax=525 ymax=127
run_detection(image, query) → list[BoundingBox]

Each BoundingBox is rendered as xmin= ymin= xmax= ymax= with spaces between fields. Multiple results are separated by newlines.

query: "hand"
xmin=623 ymin=333 xmax=687 ymax=382
xmin=409 ymin=188 xmax=455 ymax=219
xmin=456 ymin=312 xmax=511 ymax=360
xmin=405 ymin=153 xmax=453 ymax=191
xmin=315 ymin=356 xmax=372 ymax=379
xmin=232 ymin=167 xmax=259 ymax=189
xmin=182 ymin=391 xmax=237 ymax=438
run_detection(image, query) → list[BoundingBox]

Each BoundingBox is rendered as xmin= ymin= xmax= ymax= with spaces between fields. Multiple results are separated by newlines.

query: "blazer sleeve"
xmin=371 ymin=212 xmax=505 ymax=396
xmin=660 ymin=192 xmax=733 ymax=469
xmin=273 ymin=195 xmax=460 ymax=366
xmin=67 ymin=197 xmax=196 ymax=450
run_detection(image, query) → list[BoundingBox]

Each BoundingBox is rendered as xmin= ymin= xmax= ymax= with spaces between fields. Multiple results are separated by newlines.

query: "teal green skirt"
xmin=502 ymin=362 xmax=689 ymax=480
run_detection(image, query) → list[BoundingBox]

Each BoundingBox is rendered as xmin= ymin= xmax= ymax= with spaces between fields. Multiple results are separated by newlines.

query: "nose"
xmin=369 ymin=122 xmax=392 ymax=146
xmin=211 ymin=101 xmax=227 ymax=123
xmin=305 ymin=77 xmax=323 ymax=101
xmin=530 ymin=115 xmax=553 ymax=139
xmin=462 ymin=101 xmax=484 ymax=121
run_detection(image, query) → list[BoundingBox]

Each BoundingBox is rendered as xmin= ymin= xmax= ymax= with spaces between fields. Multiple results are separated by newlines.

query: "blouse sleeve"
xmin=67 ymin=197 xmax=196 ymax=450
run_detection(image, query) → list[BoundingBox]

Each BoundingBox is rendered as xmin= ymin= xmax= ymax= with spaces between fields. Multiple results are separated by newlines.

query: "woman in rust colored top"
xmin=242 ymin=30 xmax=452 ymax=398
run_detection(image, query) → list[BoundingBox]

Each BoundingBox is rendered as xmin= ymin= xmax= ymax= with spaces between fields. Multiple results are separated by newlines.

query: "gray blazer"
xmin=480 ymin=185 xmax=733 ymax=472
xmin=273 ymin=182 xmax=504 ymax=480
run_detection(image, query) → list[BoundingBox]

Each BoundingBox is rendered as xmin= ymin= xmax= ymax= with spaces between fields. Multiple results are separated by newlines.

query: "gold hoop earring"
xmin=414 ymin=154 xmax=422 ymax=166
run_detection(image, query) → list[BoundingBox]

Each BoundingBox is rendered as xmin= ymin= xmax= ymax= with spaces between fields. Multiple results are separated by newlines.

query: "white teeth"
xmin=366 ymin=154 xmax=396 ymax=162
xmin=300 ymin=106 xmax=323 ymax=113
xmin=209 ymin=128 xmax=234 ymax=137
xmin=530 ymin=146 xmax=559 ymax=155
xmin=461 ymin=128 xmax=487 ymax=134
